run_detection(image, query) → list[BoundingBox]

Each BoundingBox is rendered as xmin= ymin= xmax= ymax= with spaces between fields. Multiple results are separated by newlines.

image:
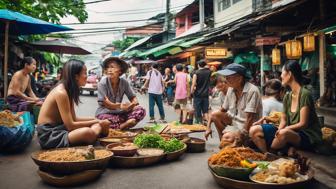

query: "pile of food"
xmin=108 ymin=129 xmax=137 ymax=138
xmin=208 ymin=147 xmax=266 ymax=168
xmin=322 ymin=127 xmax=336 ymax=149
xmin=0 ymin=110 xmax=21 ymax=127
xmin=137 ymin=148 xmax=164 ymax=156
xmin=38 ymin=146 xmax=111 ymax=162
xmin=110 ymin=143 xmax=138 ymax=150
xmin=251 ymin=159 xmax=307 ymax=184
xmin=265 ymin=111 xmax=282 ymax=126
xmin=168 ymin=121 xmax=207 ymax=132
xmin=134 ymin=133 xmax=185 ymax=153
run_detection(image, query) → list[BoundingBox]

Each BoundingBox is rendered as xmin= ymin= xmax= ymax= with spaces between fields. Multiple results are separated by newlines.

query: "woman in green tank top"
xmin=273 ymin=60 xmax=322 ymax=150
xmin=250 ymin=60 xmax=322 ymax=153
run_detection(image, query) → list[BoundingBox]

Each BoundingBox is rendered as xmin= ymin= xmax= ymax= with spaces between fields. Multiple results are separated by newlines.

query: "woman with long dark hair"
xmin=249 ymin=60 xmax=322 ymax=153
xmin=37 ymin=59 xmax=110 ymax=149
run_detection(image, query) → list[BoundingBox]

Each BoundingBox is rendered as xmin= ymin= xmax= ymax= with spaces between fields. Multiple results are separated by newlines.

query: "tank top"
xmin=175 ymin=72 xmax=188 ymax=100
xmin=194 ymin=68 xmax=211 ymax=98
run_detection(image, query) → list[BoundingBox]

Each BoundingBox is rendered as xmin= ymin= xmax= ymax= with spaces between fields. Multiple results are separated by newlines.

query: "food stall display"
xmin=208 ymin=147 xmax=313 ymax=189
xmin=31 ymin=145 xmax=113 ymax=186
xmin=108 ymin=133 xmax=187 ymax=168
xmin=0 ymin=111 xmax=34 ymax=152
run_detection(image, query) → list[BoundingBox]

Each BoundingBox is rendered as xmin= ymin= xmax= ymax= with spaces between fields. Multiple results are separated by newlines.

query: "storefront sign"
xmin=205 ymin=47 xmax=227 ymax=59
xmin=255 ymin=37 xmax=280 ymax=46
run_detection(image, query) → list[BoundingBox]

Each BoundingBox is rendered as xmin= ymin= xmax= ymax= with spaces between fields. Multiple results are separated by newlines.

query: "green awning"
xmin=322 ymin=25 xmax=336 ymax=33
xmin=139 ymin=39 xmax=185 ymax=58
xmin=234 ymin=52 xmax=259 ymax=64
xmin=178 ymin=37 xmax=204 ymax=48
xmin=121 ymin=49 xmax=142 ymax=58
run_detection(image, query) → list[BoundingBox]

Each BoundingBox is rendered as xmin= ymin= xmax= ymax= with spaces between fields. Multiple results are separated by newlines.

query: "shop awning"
xmin=120 ymin=49 xmax=142 ymax=58
xmin=139 ymin=38 xmax=185 ymax=58
xmin=234 ymin=52 xmax=259 ymax=64
xmin=178 ymin=37 xmax=205 ymax=48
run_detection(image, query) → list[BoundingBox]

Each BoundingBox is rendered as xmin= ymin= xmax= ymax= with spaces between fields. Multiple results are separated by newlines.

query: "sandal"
xmin=158 ymin=119 xmax=167 ymax=123
xmin=148 ymin=118 xmax=156 ymax=123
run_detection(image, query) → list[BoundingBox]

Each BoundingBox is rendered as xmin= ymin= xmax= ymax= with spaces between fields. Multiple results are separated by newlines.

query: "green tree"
xmin=0 ymin=0 xmax=88 ymax=23
xmin=112 ymin=37 xmax=141 ymax=52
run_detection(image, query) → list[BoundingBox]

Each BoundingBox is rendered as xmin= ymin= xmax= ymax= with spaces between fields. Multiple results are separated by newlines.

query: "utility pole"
xmin=164 ymin=0 xmax=171 ymax=31
xmin=199 ymin=0 xmax=205 ymax=31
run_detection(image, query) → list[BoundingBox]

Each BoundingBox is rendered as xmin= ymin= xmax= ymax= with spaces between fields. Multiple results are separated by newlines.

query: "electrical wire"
xmin=63 ymin=18 xmax=152 ymax=25
xmin=84 ymin=0 xmax=113 ymax=5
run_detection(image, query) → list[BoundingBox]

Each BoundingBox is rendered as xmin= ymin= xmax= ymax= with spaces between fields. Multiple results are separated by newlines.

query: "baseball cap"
xmin=217 ymin=63 xmax=250 ymax=79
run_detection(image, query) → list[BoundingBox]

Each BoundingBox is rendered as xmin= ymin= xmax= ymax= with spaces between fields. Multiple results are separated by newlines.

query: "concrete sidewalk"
xmin=0 ymin=93 xmax=331 ymax=189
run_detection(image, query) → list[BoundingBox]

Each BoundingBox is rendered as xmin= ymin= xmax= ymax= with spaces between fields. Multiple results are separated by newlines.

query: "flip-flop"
xmin=147 ymin=119 xmax=156 ymax=123
xmin=158 ymin=119 xmax=167 ymax=123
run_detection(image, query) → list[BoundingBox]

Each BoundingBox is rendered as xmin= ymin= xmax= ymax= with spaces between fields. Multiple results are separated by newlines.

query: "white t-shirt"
xmin=146 ymin=69 xmax=164 ymax=95
xmin=262 ymin=97 xmax=283 ymax=117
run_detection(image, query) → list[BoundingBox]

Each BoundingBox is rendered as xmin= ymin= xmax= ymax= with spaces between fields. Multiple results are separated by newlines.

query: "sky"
xmin=60 ymin=0 xmax=195 ymax=53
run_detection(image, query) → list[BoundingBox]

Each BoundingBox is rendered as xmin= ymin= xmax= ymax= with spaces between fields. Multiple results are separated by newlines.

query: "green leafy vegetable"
xmin=159 ymin=138 xmax=184 ymax=153
xmin=134 ymin=134 xmax=184 ymax=152
xmin=134 ymin=134 xmax=164 ymax=148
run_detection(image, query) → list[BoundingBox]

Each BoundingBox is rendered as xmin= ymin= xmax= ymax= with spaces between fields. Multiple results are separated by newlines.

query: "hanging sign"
xmin=205 ymin=47 xmax=227 ymax=59
xmin=255 ymin=37 xmax=280 ymax=46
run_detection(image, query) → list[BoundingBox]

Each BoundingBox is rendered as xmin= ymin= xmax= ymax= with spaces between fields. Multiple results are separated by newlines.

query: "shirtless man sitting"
xmin=7 ymin=57 xmax=42 ymax=112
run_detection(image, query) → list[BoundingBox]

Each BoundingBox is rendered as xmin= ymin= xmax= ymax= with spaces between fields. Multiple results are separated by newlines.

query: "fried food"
xmin=265 ymin=111 xmax=282 ymax=124
xmin=208 ymin=147 xmax=266 ymax=167
xmin=108 ymin=129 xmax=137 ymax=138
xmin=0 ymin=110 xmax=21 ymax=127
xmin=279 ymin=161 xmax=297 ymax=177
xmin=252 ymin=159 xmax=306 ymax=184
xmin=175 ymin=124 xmax=207 ymax=131
xmin=322 ymin=127 xmax=336 ymax=143
xmin=38 ymin=147 xmax=110 ymax=162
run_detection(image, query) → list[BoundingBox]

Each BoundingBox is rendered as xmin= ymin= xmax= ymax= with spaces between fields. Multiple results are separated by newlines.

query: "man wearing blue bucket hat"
xmin=205 ymin=63 xmax=262 ymax=147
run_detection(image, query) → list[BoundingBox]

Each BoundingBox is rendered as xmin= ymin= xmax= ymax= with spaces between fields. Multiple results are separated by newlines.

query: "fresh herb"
xmin=134 ymin=133 xmax=163 ymax=148
xmin=159 ymin=138 xmax=185 ymax=153
xmin=257 ymin=162 xmax=270 ymax=170
xmin=134 ymin=134 xmax=184 ymax=152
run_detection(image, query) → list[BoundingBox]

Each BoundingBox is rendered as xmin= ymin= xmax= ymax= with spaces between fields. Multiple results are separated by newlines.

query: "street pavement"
xmin=0 ymin=91 xmax=331 ymax=189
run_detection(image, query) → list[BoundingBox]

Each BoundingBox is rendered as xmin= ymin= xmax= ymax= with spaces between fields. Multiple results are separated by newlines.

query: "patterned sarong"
xmin=6 ymin=95 xmax=32 ymax=112
xmin=96 ymin=106 xmax=146 ymax=129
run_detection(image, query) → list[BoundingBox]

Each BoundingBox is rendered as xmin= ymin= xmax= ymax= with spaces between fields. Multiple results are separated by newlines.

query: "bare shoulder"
xmin=50 ymin=85 xmax=68 ymax=100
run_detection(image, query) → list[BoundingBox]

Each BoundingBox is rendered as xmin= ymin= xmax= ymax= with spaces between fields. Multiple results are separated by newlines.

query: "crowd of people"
xmin=5 ymin=56 xmax=323 ymax=156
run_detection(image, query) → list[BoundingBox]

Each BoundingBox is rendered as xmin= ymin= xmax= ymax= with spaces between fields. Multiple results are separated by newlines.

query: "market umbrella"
xmin=0 ymin=9 xmax=73 ymax=98
xmin=30 ymin=39 xmax=91 ymax=55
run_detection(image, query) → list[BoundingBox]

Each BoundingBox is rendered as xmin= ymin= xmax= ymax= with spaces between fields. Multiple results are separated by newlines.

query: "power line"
xmin=63 ymin=18 xmax=151 ymax=25
xmin=88 ymin=4 xmax=187 ymax=14
xmin=84 ymin=0 xmax=113 ymax=5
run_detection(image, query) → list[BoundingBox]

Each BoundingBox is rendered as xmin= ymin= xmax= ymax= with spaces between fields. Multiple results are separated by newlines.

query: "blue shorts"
xmin=261 ymin=124 xmax=311 ymax=150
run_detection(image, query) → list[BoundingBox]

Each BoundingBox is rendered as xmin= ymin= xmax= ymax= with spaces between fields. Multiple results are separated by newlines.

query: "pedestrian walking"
xmin=174 ymin=64 xmax=190 ymax=122
xmin=191 ymin=59 xmax=211 ymax=124
xmin=143 ymin=63 xmax=166 ymax=123
xmin=163 ymin=67 xmax=175 ymax=105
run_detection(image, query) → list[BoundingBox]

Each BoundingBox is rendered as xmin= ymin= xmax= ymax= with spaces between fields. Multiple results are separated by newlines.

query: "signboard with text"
xmin=255 ymin=37 xmax=280 ymax=46
xmin=205 ymin=47 xmax=227 ymax=59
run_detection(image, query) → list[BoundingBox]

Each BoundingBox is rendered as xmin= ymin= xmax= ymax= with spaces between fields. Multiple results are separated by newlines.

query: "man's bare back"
xmin=38 ymin=84 xmax=67 ymax=126
xmin=7 ymin=70 xmax=30 ymax=97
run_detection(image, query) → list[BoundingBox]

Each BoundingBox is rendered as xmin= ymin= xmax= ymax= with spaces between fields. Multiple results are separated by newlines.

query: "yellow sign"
xmin=205 ymin=47 xmax=227 ymax=59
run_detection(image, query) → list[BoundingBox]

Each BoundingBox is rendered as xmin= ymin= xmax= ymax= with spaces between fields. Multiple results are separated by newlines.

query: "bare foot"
xmin=120 ymin=119 xmax=137 ymax=130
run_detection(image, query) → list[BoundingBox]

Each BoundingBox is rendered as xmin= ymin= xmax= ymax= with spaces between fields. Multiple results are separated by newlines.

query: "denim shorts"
xmin=261 ymin=124 xmax=312 ymax=150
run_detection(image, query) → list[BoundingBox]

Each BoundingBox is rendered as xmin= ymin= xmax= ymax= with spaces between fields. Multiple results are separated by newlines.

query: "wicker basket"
xmin=31 ymin=147 xmax=113 ymax=174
